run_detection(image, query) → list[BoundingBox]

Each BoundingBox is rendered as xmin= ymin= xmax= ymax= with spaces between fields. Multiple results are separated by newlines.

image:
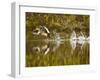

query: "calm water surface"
xmin=26 ymin=40 xmax=89 ymax=67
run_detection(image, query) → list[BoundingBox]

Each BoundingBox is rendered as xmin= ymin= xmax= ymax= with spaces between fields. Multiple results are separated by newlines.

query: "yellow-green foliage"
xmin=25 ymin=12 xmax=90 ymax=67
xmin=26 ymin=12 xmax=89 ymax=40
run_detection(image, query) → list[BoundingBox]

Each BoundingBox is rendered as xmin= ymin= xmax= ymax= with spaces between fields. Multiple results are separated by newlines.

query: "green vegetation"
xmin=25 ymin=12 xmax=90 ymax=67
xmin=26 ymin=12 xmax=89 ymax=40
xmin=26 ymin=41 xmax=89 ymax=67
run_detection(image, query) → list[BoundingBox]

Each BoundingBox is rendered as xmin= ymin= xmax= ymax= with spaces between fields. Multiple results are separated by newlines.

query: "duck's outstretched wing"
xmin=43 ymin=26 xmax=50 ymax=34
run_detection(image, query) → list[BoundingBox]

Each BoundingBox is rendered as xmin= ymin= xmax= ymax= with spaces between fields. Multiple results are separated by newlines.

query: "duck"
xmin=32 ymin=28 xmax=41 ymax=35
xmin=40 ymin=26 xmax=50 ymax=37
xmin=70 ymin=31 xmax=77 ymax=41
xmin=78 ymin=32 xmax=85 ymax=41
xmin=32 ymin=26 xmax=50 ymax=38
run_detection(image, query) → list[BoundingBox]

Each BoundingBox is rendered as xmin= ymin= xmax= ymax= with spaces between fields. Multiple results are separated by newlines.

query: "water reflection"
xmin=26 ymin=40 xmax=89 ymax=67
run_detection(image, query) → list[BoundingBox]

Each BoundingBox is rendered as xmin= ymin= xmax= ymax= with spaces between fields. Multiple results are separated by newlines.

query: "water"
xmin=26 ymin=40 xmax=89 ymax=67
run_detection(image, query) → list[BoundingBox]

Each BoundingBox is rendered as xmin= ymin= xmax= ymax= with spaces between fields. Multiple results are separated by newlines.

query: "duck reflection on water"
xmin=31 ymin=40 xmax=62 ymax=55
xmin=30 ymin=39 xmax=89 ymax=56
